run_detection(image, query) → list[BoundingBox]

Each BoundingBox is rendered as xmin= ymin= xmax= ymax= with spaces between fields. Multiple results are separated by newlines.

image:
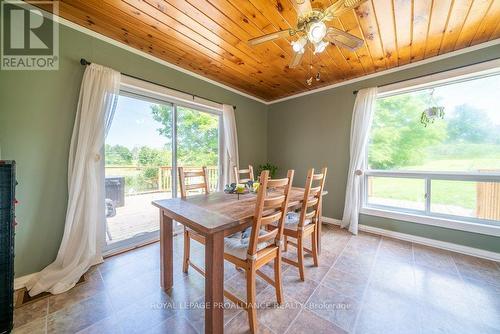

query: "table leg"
xmin=204 ymin=231 xmax=224 ymax=333
xmin=160 ymin=210 xmax=173 ymax=290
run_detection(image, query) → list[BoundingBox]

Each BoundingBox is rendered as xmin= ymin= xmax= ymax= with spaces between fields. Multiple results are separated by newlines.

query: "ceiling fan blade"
xmin=289 ymin=50 xmax=304 ymax=68
xmin=292 ymin=0 xmax=312 ymax=16
xmin=324 ymin=0 xmax=345 ymax=18
xmin=248 ymin=29 xmax=293 ymax=46
xmin=325 ymin=27 xmax=364 ymax=51
xmin=324 ymin=0 xmax=366 ymax=19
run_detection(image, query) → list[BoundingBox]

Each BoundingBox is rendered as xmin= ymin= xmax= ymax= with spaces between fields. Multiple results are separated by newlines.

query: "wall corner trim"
xmin=321 ymin=217 xmax=500 ymax=262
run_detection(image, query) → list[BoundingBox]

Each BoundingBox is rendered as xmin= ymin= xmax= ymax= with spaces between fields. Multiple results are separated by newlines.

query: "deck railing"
xmin=476 ymin=170 xmax=500 ymax=221
xmin=105 ymin=165 xmax=219 ymax=194
xmin=158 ymin=166 xmax=219 ymax=193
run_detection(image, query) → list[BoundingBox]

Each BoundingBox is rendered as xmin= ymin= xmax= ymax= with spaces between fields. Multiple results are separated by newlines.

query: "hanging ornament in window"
xmin=420 ymin=89 xmax=445 ymax=127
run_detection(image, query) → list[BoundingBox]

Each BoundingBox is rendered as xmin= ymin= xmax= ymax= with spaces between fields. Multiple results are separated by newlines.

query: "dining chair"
xmin=233 ymin=165 xmax=254 ymax=184
xmin=178 ymin=166 xmax=209 ymax=275
xmin=274 ymin=167 xmax=327 ymax=281
xmin=223 ymin=169 xmax=294 ymax=333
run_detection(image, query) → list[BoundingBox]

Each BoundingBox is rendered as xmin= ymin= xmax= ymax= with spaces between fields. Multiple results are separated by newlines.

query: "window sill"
xmin=360 ymin=207 xmax=500 ymax=237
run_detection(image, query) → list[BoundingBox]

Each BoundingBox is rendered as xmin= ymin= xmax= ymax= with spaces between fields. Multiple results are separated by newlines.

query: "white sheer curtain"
xmin=27 ymin=64 xmax=121 ymax=295
xmin=341 ymin=87 xmax=378 ymax=235
xmin=222 ymin=104 xmax=239 ymax=187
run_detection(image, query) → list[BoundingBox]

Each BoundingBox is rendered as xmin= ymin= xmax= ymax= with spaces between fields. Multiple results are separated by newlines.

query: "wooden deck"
xmin=105 ymin=191 xmax=172 ymax=244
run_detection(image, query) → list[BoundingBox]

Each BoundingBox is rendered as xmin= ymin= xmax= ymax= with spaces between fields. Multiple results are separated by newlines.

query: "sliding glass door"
xmin=104 ymin=90 xmax=221 ymax=254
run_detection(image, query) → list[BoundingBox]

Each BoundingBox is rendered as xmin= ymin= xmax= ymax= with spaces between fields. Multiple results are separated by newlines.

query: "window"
xmin=363 ymin=65 xmax=500 ymax=235
xmin=104 ymin=78 xmax=222 ymax=254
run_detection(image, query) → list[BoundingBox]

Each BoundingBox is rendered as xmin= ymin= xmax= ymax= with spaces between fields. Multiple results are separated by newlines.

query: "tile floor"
xmin=13 ymin=225 xmax=500 ymax=333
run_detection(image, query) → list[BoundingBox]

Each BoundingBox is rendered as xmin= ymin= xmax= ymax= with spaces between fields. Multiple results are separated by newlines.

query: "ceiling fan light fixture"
xmin=314 ymin=40 xmax=329 ymax=54
xmin=291 ymin=36 xmax=307 ymax=53
xmin=308 ymin=21 xmax=327 ymax=43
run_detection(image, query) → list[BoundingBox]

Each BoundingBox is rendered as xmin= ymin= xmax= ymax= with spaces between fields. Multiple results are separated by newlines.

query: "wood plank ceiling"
xmin=36 ymin=0 xmax=500 ymax=101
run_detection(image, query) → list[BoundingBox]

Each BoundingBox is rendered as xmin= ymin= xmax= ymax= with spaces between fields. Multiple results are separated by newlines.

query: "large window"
xmin=363 ymin=67 xmax=500 ymax=234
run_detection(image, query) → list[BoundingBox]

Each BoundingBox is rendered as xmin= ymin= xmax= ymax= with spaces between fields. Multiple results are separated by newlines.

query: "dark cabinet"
xmin=0 ymin=161 xmax=15 ymax=334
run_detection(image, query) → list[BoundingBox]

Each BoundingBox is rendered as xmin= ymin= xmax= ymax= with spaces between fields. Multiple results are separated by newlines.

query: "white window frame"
xmin=361 ymin=59 xmax=500 ymax=237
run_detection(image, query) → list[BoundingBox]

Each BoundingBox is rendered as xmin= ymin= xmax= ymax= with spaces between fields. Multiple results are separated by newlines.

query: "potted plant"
xmin=256 ymin=163 xmax=279 ymax=179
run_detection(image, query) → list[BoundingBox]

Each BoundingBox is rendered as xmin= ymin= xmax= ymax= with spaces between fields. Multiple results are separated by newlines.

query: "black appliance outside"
xmin=105 ymin=176 xmax=125 ymax=208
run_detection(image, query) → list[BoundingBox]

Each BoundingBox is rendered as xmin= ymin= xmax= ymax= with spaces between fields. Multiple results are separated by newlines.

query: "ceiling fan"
xmin=248 ymin=0 xmax=366 ymax=68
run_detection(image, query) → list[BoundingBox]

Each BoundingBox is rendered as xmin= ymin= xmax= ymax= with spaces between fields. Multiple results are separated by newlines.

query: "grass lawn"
xmin=370 ymin=177 xmax=476 ymax=209
xmin=370 ymin=158 xmax=500 ymax=210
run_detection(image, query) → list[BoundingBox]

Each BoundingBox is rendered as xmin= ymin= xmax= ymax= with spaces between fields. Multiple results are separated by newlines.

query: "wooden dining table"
xmin=152 ymin=187 xmax=326 ymax=334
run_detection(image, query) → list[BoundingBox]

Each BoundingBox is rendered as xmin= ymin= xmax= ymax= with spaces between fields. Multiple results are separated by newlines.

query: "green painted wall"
xmin=358 ymin=214 xmax=500 ymax=253
xmin=268 ymin=44 xmax=500 ymax=253
xmin=0 ymin=23 xmax=268 ymax=277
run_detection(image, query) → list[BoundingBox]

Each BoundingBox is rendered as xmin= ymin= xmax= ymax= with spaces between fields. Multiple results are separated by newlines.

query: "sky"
xmin=434 ymin=74 xmax=500 ymax=124
xmin=106 ymin=95 xmax=169 ymax=149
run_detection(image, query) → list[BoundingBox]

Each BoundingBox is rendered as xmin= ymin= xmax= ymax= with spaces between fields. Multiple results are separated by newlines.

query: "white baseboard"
xmin=14 ymin=218 xmax=498 ymax=290
xmin=14 ymin=273 xmax=37 ymax=291
xmin=321 ymin=216 xmax=500 ymax=262
xmin=322 ymin=217 xmax=343 ymax=225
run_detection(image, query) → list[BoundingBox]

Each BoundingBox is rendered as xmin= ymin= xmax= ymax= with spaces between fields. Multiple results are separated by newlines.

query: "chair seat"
xmin=274 ymin=212 xmax=312 ymax=231
xmin=224 ymin=229 xmax=271 ymax=260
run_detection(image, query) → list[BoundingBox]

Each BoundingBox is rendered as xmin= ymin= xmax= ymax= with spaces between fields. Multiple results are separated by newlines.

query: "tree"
xmin=137 ymin=146 xmax=169 ymax=166
xmin=447 ymin=104 xmax=493 ymax=143
xmin=105 ymin=144 xmax=133 ymax=165
xmin=151 ymin=105 xmax=219 ymax=166
xmin=135 ymin=146 xmax=170 ymax=189
xmin=369 ymin=93 xmax=447 ymax=169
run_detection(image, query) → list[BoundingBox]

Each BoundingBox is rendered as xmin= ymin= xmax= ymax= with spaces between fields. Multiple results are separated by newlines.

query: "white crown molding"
xmin=321 ymin=217 xmax=500 ymax=262
xmin=269 ymin=38 xmax=500 ymax=104
xmin=39 ymin=8 xmax=500 ymax=106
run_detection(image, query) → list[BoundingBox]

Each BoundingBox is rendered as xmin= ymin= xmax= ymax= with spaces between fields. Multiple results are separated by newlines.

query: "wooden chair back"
xmin=247 ymin=170 xmax=294 ymax=257
xmin=178 ymin=166 xmax=210 ymax=198
xmin=298 ymin=168 xmax=327 ymax=229
xmin=234 ymin=165 xmax=254 ymax=184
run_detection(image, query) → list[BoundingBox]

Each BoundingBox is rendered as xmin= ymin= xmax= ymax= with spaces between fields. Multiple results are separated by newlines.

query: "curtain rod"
xmin=79 ymin=58 xmax=233 ymax=109
xmin=352 ymin=58 xmax=500 ymax=95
